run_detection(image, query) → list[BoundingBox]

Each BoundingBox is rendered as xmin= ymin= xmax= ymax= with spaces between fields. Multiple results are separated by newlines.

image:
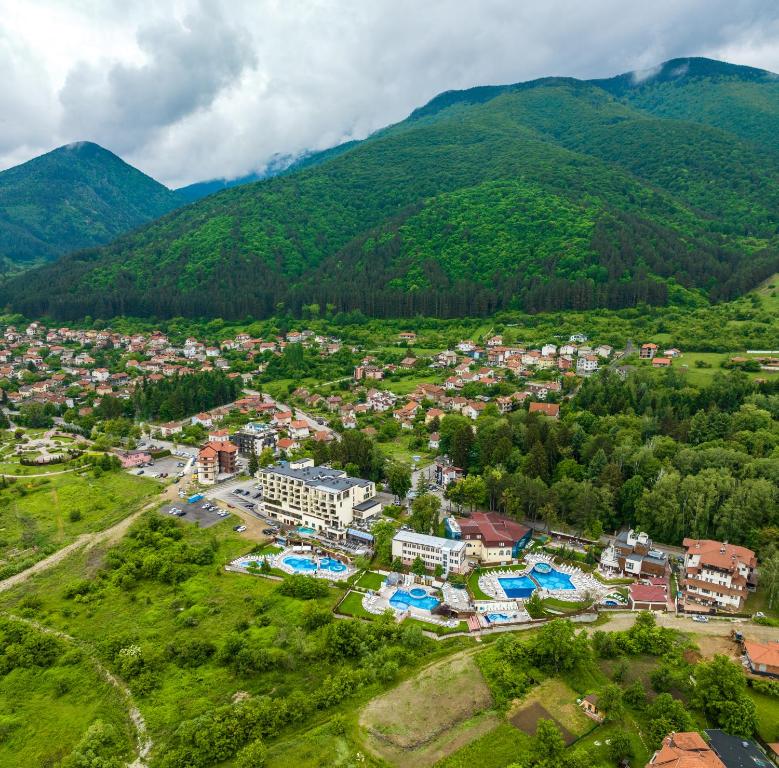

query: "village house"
xmin=600 ymin=529 xmax=669 ymax=579
xmin=528 ymin=402 xmax=560 ymax=419
xmin=652 ymin=356 xmax=672 ymax=368
xmin=639 ymin=343 xmax=658 ymax=359
xmin=428 ymin=432 xmax=440 ymax=450
xmin=289 ymin=420 xmax=310 ymax=440
xmin=628 ymin=581 xmax=669 ymax=611
xmin=645 ymin=732 xmax=724 ymax=768
xmin=191 ymin=412 xmax=213 ymax=428
xmin=576 ymin=355 xmax=599 ymax=375
xmin=578 ymin=695 xmax=603 ymax=722
xmin=742 ymin=639 xmax=779 ymax=678
xmin=446 ymin=511 xmax=532 ymax=565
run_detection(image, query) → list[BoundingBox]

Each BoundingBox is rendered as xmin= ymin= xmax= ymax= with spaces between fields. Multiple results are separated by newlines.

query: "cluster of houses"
xmin=0 ymin=322 xmax=347 ymax=416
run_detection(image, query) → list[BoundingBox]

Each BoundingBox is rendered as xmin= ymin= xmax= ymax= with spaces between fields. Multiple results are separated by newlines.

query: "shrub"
xmin=277 ymin=575 xmax=329 ymax=600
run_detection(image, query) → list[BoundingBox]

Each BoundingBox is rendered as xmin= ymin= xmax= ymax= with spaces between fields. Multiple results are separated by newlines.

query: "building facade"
xmin=445 ymin=512 xmax=532 ymax=565
xmin=600 ymin=529 xmax=669 ymax=579
xmin=391 ymin=530 xmax=467 ymax=576
xmin=682 ymin=538 xmax=757 ymax=611
xmin=257 ymin=459 xmax=381 ymax=537
xmin=196 ymin=441 xmax=237 ymax=485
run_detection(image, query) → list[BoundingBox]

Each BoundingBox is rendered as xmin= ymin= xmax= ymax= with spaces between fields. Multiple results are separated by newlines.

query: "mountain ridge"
xmin=3 ymin=56 xmax=779 ymax=320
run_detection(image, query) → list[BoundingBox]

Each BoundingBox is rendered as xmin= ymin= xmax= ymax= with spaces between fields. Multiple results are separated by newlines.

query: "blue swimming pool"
xmin=531 ymin=564 xmax=574 ymax=590
xmin=498 ymin=575 xmax=537 ymax=598
xmin=282 ymin=555 xmax=347 ymax=574
xmin=486 ymin=613 xmax=511 ymax=623
xmin=237 ymin=558 xmax=262 ymax=569
xmin=298 ymin=526 xmax=316 ymax=535
xmin=389 ymin=588 xmax=440 ymax=612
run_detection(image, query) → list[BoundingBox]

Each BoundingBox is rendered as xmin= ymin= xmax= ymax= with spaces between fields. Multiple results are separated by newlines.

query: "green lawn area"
xmin=355 ymin=571 xmax=386 ymax=591
xmin=404 ymin=618 xmax=469 ymax=636
xmin=435 ymin=721 xmax=531 ymax=768
xmin=744 ymin=587 xmax=779 ymax=619
xmin=337 ymin=590 xmax=375 ymax=619
xmin=0 ymin=470 xmax=159 ymax=579
xmin=379 ymin=375 xmax=441 ymax=396
xmin=749 ymin=690 xmax=779 ymax=743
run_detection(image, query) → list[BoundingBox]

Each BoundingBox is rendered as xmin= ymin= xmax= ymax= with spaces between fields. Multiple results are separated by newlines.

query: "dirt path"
xmin=0 ymin=612 xmax=151 ymax=767
xmin=0 ymin=467 xmax=80 ymax=478
xmin=600 ymin=611 xmax=779 ymax=642
xmin=0 ymin=498 xmax=159 ymax=594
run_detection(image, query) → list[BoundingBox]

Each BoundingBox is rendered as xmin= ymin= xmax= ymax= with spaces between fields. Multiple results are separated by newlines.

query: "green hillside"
xmin=0 ymin=142 xmax=180 ymax=269
xmin=3 ymin=58 xmax=779 ymax=320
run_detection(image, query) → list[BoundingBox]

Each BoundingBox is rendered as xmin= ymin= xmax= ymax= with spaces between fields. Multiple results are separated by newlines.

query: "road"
xmin=244 ymin=388 xmax=337 ymax=438
xmin=601 ymin=611 xmax=779 ymax=641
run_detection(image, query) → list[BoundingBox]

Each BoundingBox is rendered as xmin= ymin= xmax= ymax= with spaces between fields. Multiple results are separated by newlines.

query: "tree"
xmin=386 ymin=461 xmax=412 ymax=502
xmin=531 ymin=719 xmax=566 ymax=767
xmin=693 ymin=655 xmax=758 ymax=737
xmin=410 ymin=493 xmax=441 ymax=535
xmin=411 ymin=556 xmax=426 ymax=577
xmin=248 ymin=453 xmax=259 ymax=476
xmin=758 ymin=553 xmax=779 ymax=609
xmin=607 ymin=731 xmax=633 ymax=763
xmin=371 ymin=519 xmax=397 ymax=564
xmin=598 ymin=683 xmax=624 ymax=722
xmin=530 ymin=620 xmax=589 ymax=672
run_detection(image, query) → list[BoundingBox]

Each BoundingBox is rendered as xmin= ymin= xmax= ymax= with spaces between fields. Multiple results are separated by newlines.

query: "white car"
xmin=692 ymin=615 xmax=709 ymax=623
xmin=235 ymin=525 xmax=247 ymax=533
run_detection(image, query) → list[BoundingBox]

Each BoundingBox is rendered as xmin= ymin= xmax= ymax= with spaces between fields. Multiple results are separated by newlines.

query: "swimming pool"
xmin=237 ymin=558 xmax=262 ymax=569
xmin=485 ymin=613 xmax=511 ymax=623
xmin=497 ymin=575 xmax=537 ymax=598
xmin=530 ymin=564 xmax=575 ymax=590
xmin=389 ymin=588 xmax=440 ymax=612
xmin=298 ymin=526 xmax=316 ymax=535
xmin=282 ymin=555 xmax=347 ymax=574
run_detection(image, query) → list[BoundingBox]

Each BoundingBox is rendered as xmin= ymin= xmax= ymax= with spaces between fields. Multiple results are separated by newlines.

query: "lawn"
xmin=744 ymin=587 xmax=779 ymax=619
xmin=359 ymin=649 xmax=496 ymax=767
xmin=435 ymin=722 xmax=531 ymax=768
xmin=748 ymin=690 xmax=779 ymax=743
xmin=355 ymin=571 xmax=386 ymax=591
xmin=336 ymin=590 xmax=376 ymax=619
xmin=0 ymin=470 xmax=159 ymax=579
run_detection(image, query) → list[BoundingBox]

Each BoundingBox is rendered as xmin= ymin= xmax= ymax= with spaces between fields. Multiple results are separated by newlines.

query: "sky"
xmin=2 ymin=0 xmax=779 ymax=188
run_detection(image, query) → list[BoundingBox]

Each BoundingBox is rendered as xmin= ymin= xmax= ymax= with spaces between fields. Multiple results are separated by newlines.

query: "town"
xmin=1 ymin=316 xmax=778 ymax=767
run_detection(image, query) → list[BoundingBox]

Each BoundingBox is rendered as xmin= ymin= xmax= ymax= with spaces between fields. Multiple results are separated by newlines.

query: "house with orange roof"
xmin=640 ymin=342 xmax=659 ymax=359
xmin=528 ymin=402 xmax=560 ymax=420
xmin=196 ymin=441 xmax=237 ymax=485
xmin=682 ymin=538 xmax=757 ymax=611
xmin=743 ymin=639 xmax=779 ymax=678
xmin=645 ymin=732 xmax=725 ymax=767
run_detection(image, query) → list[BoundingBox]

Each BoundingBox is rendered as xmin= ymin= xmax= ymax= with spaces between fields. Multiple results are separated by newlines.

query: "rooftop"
xmin=393 ymin=530 xmax=466 ymax=553
xmin=261 ymin=461 xmax=372 ymax=492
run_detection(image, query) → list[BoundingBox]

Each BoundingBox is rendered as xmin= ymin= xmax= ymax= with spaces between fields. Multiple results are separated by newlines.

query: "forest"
xmin=436 ymin=367 xmax=779 ymax=559
xmin=4 ymin=63 xmax=779 ymax=320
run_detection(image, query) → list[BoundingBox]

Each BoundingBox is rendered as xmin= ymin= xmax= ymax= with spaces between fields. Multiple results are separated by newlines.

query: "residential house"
xmin=645 ymin=732 xmax=725 ymax=768
xmin=742 ymin=639 xmax=779 ymax=678
xmin=289 ymin=420 xmax=310 ymax=440
xmin=704 ymin=730 xmax=770 ymax=768
xmin=576 ymin=355 xmax=599 ymax=375
xmin=652 ymin=357 xmax=672 ymax=368
xmin=191 ymin=412 xmax=213 ymax=428
xmin=600 ymin=529 xmax=669 ymax=579
xmin=428 ymin=432 xmax=440 ymax=450
xmin=462 ymin=401 xmax=486 ymax=420
xmin=528 ymin=402 xmax=560 ymax=419
xmin=578 ymin=695 xmax=603 ymax=722
xmin=196 ymin=441 xmax=237 ymax=485
xmin=541 ymin=343 xmax=557 ymax=357
xmin=640 ymin=343 xmax=658 ymax=359
xmin=664 ymin=348 xmax=682 ymax=358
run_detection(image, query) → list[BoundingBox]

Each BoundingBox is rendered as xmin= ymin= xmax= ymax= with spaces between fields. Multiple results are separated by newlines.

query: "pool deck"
xmin=361 ymin=577 xmax=461 ymax=629
xmin=478 ymin=554 xmax=611 ymax=603
xmin=228 ymin=546 xmax=355 ymax=580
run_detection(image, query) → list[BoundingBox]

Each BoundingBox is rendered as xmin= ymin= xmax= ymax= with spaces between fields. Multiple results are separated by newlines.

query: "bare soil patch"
xmin=510 ymin=700 xmax=575 ymax=744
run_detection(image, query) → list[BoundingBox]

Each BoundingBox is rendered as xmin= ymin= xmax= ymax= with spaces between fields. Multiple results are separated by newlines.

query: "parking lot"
xmin=159 ymin=498 xmax=230 ymax=528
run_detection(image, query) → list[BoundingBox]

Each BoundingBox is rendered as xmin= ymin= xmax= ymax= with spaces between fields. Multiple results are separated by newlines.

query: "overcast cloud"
xmin=2 ymin=0 xmax=779 ymax=187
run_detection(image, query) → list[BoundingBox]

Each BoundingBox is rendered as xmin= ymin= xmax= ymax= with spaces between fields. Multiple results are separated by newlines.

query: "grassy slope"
xmin=0 ymin=471 xmax=158 ymax=578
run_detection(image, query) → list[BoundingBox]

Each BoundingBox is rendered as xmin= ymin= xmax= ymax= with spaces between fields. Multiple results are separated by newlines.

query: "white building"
xmin=391 ymin=530 xmax=467 ymax=575
xmin=576 ymin=355 xmax=599 ymax=375
xmin=258 ymin=459 xmax=381 ymax=537
xmin=682 ymin=538 xmax=757 ymax=611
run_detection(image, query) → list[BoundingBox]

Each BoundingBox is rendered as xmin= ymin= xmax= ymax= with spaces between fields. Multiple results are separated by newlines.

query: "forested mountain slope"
xmin=0 ymin=142 xmax=181 ymax=270
xmin=3 ymin=58 xmax=779 ymax=320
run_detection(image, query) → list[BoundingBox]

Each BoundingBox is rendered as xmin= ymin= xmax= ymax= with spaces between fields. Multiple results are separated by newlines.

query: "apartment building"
xmin=196 ymin=441 xmax=237 ymax=485
xmin=682 ymin=538 xmax=757 ymax=611
xmin=257 ymin=459 xmax=381 ymax=537
xmin=231 ymin=422 xmax=278 ymax=456
xmin=391 ymin=530 xmax=467 ymax=576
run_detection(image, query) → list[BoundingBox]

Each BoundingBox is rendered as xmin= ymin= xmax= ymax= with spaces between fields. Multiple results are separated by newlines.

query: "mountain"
xmin=0 ymin=142 xmax=180 ymax=270
xmin=3 ymin=57 xmax=779 ymax=321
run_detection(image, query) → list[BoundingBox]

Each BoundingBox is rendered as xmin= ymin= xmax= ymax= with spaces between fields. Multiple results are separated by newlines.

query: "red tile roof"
xmin=456 ymin=512 xmax=530 ymax=548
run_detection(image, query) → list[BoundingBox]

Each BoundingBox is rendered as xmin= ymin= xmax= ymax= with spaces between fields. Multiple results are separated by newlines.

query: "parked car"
xmin=136 ymin=469 xmax=144 ymax=475
xmin=233 ymin=525 xmax=247 ymax=533
xmin=692 ymin=615 xmax=709 ymax=623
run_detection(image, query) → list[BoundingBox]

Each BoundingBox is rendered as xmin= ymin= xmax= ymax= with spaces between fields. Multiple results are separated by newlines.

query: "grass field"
xmin=360 ymin=650 xmax=495 ymax=767
xmin=0 ymin=470 xmax=158 ymax=578
xmin=749 ymin=690 xmax=779 ymax=743
xmin=355 ymin=571 xmax=386 ymax=591
xmin=0 ymin=647 xmax=134 ymax=767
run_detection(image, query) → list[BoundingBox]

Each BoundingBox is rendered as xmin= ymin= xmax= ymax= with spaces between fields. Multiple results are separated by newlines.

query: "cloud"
xmin=1 ymin=0 xmax=779 ymax=186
